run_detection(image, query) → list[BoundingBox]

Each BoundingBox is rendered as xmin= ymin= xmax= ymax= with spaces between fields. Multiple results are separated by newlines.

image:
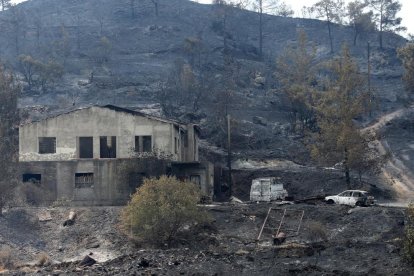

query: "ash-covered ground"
xmin=0 ymin=203 xmax=410 ymax=275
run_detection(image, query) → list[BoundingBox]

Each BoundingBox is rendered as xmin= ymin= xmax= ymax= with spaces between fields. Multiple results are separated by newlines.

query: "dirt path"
xmin=362 ymin=105 xmax=414 ymax=202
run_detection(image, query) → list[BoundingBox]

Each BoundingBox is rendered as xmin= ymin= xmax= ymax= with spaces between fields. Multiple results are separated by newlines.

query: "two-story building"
xmin=19 ymin=105 xmax=214 ymax=205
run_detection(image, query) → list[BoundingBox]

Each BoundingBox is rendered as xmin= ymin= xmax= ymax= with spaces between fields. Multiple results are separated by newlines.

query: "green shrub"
xmin=120 ymin=175 xmax=209 ymax=246
xmin=403 ymin=203 xmax=414 ymax=265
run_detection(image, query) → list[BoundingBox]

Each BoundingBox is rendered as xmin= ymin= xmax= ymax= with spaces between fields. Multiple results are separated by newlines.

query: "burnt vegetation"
xmin=0 ymin=0 xmax=414 ymax=274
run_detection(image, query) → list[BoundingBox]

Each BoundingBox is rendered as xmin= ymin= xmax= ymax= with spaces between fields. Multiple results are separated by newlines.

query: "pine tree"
xmin=397 ymin=43 xmax=414 ymax=96
xmin=311 ymin=46 xmax=371 ymax=187
xmin=367 ymin=0 xmax=406 ymax=49
xmin=309 ymin=0 xmax=345 ymax=53
xmin=0 ymin=65 xmax=20 ymax=215
xmin=276 ymin=31 xmax=317 ymax=134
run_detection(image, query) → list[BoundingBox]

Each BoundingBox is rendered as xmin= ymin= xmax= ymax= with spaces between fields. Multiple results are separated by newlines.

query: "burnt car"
xmin=325 ymin=190 xmax=375 ymax=207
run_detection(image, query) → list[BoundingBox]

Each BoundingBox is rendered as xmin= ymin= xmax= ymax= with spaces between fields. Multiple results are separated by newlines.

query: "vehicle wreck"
xmin=250 ymin=177 xmax=288 ymax=202
xmin=325 ymin=190 xmax=375 ymax=207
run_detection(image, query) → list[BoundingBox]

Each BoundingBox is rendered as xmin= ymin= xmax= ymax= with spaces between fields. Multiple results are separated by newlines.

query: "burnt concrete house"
xmin=19 ymin=105 xmax=214 ymax=205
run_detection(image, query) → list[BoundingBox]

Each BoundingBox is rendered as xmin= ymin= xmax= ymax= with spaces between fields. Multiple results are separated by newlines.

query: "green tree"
xmin=308 ymin=0 xmax=345 ymax=53
xmin=0 ymin=65 xmax=20 ymax=215
xmin=397 ymin=43 xmax=414 ymax=96
xmin=367 ymin=0 xmax=405 ymax=49
xmin=120 ymin=176 xmax=209 ymax=246
xmin=347 ymin=1 xmax=375 ymax=45
xmin=311 ymin=46 xmax=371 ymax=187
xmin=276 ymin=31 xmax=318 ymax=134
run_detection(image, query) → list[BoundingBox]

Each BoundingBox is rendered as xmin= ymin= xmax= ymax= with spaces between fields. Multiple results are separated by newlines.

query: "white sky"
xmin=196 ymin=0 xmax=414 ymax=36
xmin=11 ymin=0 xmax=414 ymax=36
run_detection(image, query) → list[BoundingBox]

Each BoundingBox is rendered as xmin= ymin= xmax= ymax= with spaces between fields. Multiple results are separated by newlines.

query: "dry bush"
xmin=306 ymin=221 xmax=328 ymax=243
xmin=403 ymin=203 xmax=414 ymax=265
xmin=0 ymin=246 xmax=16 ymax=270
xmin=36 ymin=252 xmax=50 ymax=267
xmin=120 ymin=175 xmax=210 ymax=247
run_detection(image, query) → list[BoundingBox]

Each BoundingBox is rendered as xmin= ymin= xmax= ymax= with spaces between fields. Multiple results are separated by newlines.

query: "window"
xmin=339 ymin=191 xmax=352 ymax=197
xmin=39 ymin=137 xmax=56 ymax=154
xmin=143 ymin=136 xmax=152 ymax=152
xmin=79 ymin=137 xmax=93 ymax=158
xmin=100 ymin=136 xmax=116 ymax=158
xmin=135 ymin=136 xmax=152 ymax=153
xmin=75 ymin=173 xmax=94 ymax=188
xmin=23 ymin=174 xmax=41 ymax=184
xmin=190 ymin=175 xmax=201 ymax=188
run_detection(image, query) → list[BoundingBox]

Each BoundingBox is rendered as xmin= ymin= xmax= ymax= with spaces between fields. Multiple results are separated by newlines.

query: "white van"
xmin=250 ymin=177 xmax=288 ymax=202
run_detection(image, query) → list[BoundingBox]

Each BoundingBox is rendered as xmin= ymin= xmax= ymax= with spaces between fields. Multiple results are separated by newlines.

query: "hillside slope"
xmin=0 ymin=0 xmax=412 ymax=199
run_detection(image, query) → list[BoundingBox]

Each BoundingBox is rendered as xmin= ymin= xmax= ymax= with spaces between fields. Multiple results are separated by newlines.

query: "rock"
xmin=37 ymin=210 xmax=52 ymax=222
xmin=63 ymin=211 xmax=77 ymax=226
xmin=139 ymin=258 xmax=150 ymax=268
xmin=85 ymin=237 xmax=100 ymax=249
xmin=252 ymin=116 xmax=267 ymax=126
xmin=253 ymin=74 xmax=266 ymax=88
xmin=386 ymin=244 xmax=399 ymax=253
xmin=235 ymin=249 xmax=249 ymax=255
xmin=79 ymin=255 xmax=97 ymax=267
xmin=230 ymin=196 xmax=243 ymax=204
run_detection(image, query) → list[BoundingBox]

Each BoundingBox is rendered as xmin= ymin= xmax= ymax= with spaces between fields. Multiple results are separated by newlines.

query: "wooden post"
xmin=368 ymin=42 xmax=372 ymax=116
xmin=227 ymin=114 xmax=232 ymax=197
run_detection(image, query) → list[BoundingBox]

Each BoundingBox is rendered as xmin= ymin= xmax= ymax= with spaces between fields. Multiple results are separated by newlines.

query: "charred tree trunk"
xmin=259 ymin=1 xmax=263 ymax=58
xmin=344 ymin=147 xmax=351 ymax=188
xmin=327 ymin=20 xmax=333 ymax=53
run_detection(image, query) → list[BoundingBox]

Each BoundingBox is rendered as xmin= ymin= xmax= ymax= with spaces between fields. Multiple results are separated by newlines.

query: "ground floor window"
xmin=75 ymin=173 xmax=94 ymax=188
xmin=190 ymin=175 xmax=201 ymax=188
xmin=23 ymin=173 xmax=41 ymax=184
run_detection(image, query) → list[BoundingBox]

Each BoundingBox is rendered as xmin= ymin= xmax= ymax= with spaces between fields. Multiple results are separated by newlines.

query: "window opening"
xmin=190 ymin=175 xmax=201 ymax=188
xmin=100 ymin=136 xmax=116 ymax=158
xmin=79 ymin=137 xmax=93 ymax=158
xmin=75 ymin=173 xmax=94 ymax=188
xmin=23 ymin=174 xmax=41 ymax=184
xmin=135 ymin=136 xmax=152 ymax=152
xmin=39 ymin=137 xmax=56 ymax=154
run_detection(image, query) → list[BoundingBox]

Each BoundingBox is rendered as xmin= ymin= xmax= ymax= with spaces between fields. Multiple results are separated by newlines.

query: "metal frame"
xmin=257 ymin=207 xmax=305 ymax=241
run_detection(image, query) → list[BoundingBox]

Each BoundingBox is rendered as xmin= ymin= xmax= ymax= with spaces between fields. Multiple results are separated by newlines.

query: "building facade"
xmin=19 ymin=105 xmax=214 ymax=205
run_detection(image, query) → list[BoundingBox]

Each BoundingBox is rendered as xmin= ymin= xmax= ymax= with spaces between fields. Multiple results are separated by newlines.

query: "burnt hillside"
xmin=0 ymin=0 xmax=410 ymax=167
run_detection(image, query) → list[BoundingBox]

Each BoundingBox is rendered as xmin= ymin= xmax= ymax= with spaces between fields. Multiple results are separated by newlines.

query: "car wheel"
xmin=355 ymin=201 xmax=364 ymax=207
xmin=326 ymin=199 xmax=335 ymax=205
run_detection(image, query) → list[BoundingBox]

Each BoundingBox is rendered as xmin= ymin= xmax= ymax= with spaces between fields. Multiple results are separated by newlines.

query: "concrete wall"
xmin=19 ymin=159 xmax=169 ymax=206
xmin=19 ymin=106 xmax=182 ymax=162
xmin=171 ymin=162 xmax=214 ymax=197
xmin=18 ymin=106 xmax=209 ymax=205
